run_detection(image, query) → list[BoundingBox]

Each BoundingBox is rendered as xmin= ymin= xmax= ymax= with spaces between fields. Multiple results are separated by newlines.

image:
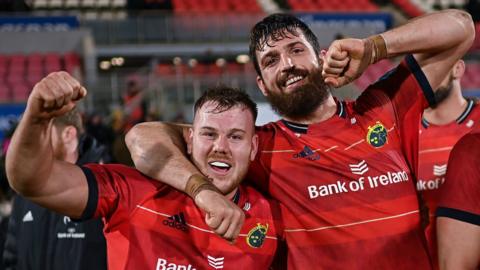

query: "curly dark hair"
xmin=249 ymin=13 xmax=321 ymax=77
xmin=194 ymin=85 xmax=258 ymax=122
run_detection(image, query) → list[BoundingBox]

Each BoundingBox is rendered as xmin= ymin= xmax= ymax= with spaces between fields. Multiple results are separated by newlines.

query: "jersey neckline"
xmin=422 ymin=98 xmax=476 ymax=128
xmin=281 ymin=99 xmax=347 ymax=134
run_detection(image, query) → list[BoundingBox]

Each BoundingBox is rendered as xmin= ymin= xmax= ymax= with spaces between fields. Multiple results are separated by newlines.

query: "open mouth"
xmin=208 ymin=161 xmax=232 ymax=174
xmin=285 ymin=75 xmax=305 ymax=87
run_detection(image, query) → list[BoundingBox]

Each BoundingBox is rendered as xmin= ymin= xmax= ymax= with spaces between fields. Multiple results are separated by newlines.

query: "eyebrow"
xmin=199 ymin=126 xmax=247 ymax=134
xmin=260 ymin=41 xmax=306 ymax=66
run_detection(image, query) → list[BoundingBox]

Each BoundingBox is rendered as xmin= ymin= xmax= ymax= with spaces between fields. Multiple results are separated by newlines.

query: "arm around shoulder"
xmin=126 ymin=121 xmax=201 ymax=192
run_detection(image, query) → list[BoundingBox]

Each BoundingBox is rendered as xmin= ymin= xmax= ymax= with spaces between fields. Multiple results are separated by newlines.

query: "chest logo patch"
xmin=367 ymin=121 xmax=388 ymax=148
xmin=246 ymin=223 xmax=269 ymax=248
xmin=293 ymin=146 xmax=320 ymax=161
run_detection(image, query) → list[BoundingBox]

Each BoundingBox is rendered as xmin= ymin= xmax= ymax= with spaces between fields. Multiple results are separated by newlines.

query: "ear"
xmin=250 ymin=134 xmax=259 ymax=161
xmin=185 ymin=128 xmax=193 ymax=155
xmin=452 ymin=59 xmax=465 ymax=79
xmin=62 ymin=126 xmax=78 ymax=144
xmin=256 ymin=76 xmax=268 ymax=97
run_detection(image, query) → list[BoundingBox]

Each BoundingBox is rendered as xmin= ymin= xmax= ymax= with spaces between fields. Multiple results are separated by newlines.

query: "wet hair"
xmin=194 ymin=85 xmax=258 ymax=122
xmin=249 ymin=13 xmax=321 ymax=76
xmin=52 ymin=108 xmax=84 ymax=139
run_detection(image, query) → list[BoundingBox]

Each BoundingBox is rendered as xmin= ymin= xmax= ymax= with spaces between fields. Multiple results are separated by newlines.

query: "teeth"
xmin=286 ymin=76 xmax=303 ymax=86
xmin=210 ymin=161 xmax=231 ymax=168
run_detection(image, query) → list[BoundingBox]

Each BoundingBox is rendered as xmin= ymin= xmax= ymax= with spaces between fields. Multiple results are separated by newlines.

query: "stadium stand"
xmin=287 ymin=0 xmax=378 ymax=11
xmin=0 ymin=53 xmax=82 ymax=103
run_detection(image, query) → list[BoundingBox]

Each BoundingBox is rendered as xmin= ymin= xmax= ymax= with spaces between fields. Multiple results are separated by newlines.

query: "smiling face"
xmin=255 ymin=30 xmax=331 ymax=120
xmin=187 ymin=101 xmax=258 ymax=199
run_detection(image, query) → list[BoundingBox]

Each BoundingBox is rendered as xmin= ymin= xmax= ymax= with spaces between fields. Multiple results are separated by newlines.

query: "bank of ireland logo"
xmin=246 ymin=223 xmax=269 ymax=248
xmin=349 ymin=160 xmax=369 ymax=175
xmin=367 ymin=121 xmax=388 ymax=148
xmin=433 ymin=164 xmax=447 ymax=176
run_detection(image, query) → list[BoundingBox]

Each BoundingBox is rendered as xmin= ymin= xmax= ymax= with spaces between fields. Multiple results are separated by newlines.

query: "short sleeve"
xmin=78 ymin=164 xmax=162 ymax=222
xmin=436 ymin=132 xmax=480 ymax=226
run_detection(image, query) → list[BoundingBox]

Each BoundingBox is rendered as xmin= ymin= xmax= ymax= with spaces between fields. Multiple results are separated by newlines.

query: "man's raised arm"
xmin=6 ymin=72 xmax=88 ymax=219
xmin=126 ymin=122 xmax=246 ymax=242
xmin=323 ymin=9 xmax=475 ymax=90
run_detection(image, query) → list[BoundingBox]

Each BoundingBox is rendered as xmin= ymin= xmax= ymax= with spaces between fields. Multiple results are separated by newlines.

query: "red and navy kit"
xmin=418 ymin=98 xmax=480 ymax=265
xmin=436 ymin=127 xmax=480 ymax=228
xmin=248 ymin=55 xmax=434 ymax=269
xmin=79 ymin=163 xmax=279 ymax=270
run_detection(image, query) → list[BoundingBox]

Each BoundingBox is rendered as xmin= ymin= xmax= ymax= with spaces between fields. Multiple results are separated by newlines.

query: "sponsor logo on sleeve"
xmin=246 ymin=223 xmax=269 ymax=248
xmin=366 ymin=121 xmax=388 ymax=148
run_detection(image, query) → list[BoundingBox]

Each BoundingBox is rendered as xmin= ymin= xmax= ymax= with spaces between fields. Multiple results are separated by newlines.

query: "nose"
xmin=213 ymin=135 xmax=229 ymax=154
xmin=280 ymin=54 xmax=295 ymax=72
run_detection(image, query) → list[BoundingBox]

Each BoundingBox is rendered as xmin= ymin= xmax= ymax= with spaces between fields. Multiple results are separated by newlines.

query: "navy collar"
xmin=282 ymin=100 xmax=347 ymax=134
xmin=422 ymin=98 xmax=476 ymax=128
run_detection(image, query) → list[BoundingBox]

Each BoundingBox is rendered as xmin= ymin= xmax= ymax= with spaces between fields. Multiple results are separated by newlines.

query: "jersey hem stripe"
xmin=77 ymin=166 xmax=98 ymax=221
xmin=405 ymin=54 xmax=436 ymax=107
xmin=436 ymin=207 xmax=480 ymax=226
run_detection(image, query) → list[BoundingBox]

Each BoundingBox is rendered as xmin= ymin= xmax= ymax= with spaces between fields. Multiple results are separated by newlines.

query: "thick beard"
xmin=431 ymin=75 xmax=454 ymax=109
xmin=266 ymin=70 xmax=331 ymax=121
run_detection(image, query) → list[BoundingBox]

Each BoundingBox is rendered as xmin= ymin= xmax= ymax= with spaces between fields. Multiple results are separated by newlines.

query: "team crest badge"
xmin=246 ymin=223 xmax=269 ymax=248
xmin=367 ymin=121 xmax=388 ymax=148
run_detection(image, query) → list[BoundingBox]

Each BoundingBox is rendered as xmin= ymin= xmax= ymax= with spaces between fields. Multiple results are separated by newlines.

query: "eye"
xmin=201 ymin=131 xmax=216 ymax=139
xmin=263 ymin=57 xmax=277 ymax=67
xmin=230 ymin=134 xmax=244 ymax=141
xmin=292 ymin=47 xmax=304 ymax=54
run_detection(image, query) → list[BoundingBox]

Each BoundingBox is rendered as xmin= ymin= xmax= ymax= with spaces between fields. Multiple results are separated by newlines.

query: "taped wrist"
xmin=185 ymin=174 xmax=221 ymax=199
xmin=369 ymin=34 xmax=387 ymax=64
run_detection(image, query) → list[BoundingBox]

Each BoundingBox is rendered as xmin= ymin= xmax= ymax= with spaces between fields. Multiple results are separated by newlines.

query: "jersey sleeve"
xmin=355 ymin=55 xmax=435 ymax=177
xmin=78 ymin=164 xmax=163 ymax=222
xmin=436 ymin=132 xmax=480 ymax=226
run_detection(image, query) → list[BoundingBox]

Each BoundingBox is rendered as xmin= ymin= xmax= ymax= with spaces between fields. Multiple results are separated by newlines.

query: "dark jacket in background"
xmin=2 ymin=135 xmax=108 ymax=270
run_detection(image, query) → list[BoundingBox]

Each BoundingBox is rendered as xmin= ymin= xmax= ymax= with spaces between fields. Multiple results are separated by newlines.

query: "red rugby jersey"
xmin=436 ymin=127 xmax=480 ymax=223
xmin=248 ymin=55 xmax=434 ymax=269
xmin=79 ymin=164 xmax=280 ymax=270
xmin=418 ymin=98 xmax=480 ymax=266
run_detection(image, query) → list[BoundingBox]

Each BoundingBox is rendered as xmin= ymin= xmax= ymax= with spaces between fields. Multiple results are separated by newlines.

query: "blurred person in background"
xmin=417 ymin=59 xmax=480 ymax=269
xmin=112 ymin=76 xmax=148 ymax=166
xmin=436 ymin=126 xmax=480 ymax=270
xmin=3 ymin=108 xmax=108 ymax=270
xmin=6 ymin=73 xmax=281 ymax=269
xmin=126 ymin=10 xmax=475 ymax=269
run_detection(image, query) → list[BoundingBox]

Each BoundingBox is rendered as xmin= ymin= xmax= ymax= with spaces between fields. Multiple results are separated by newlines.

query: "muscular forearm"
xmin=126 ymin=122 xmax=201 ymax=192
xmin=383 ymin=9 xmax=474 ymax=57
xmin=6 ymin=111 xmax=54 ymax=196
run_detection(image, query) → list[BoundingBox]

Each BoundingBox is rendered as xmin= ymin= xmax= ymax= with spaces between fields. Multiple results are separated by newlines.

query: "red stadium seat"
xmin=11 ymin=82 xmax=31 ymax=103
xmin=44 ymin=53 xmax=62 ymax=74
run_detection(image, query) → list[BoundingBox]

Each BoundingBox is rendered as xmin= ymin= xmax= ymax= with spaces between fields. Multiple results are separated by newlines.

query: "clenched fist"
xmin=322 ymin=38 xmax=370 ymax=88
xmin=26 ymin=71 xmax=87 ymax=121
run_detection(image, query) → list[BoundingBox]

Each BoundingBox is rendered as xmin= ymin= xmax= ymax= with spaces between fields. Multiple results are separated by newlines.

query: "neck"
xmin=423 ymin=86 xmax=467 ymax=125
xmin=225 ymin=188 xmax=239 ymax=202
xmin=283 ymin=95 xmax=337 ymax=124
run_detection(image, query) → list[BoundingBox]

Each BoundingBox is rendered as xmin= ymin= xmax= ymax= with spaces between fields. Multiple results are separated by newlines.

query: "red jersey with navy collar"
xmin=248 ymin=55 xmax=433 ymax=269
xmin=436 ymin=126 xmax=480 ymax=226
xmin=418 ymin=98 xmax=480 ymax=267
xmin=79 ymin=164 xmax=280 ymax=270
